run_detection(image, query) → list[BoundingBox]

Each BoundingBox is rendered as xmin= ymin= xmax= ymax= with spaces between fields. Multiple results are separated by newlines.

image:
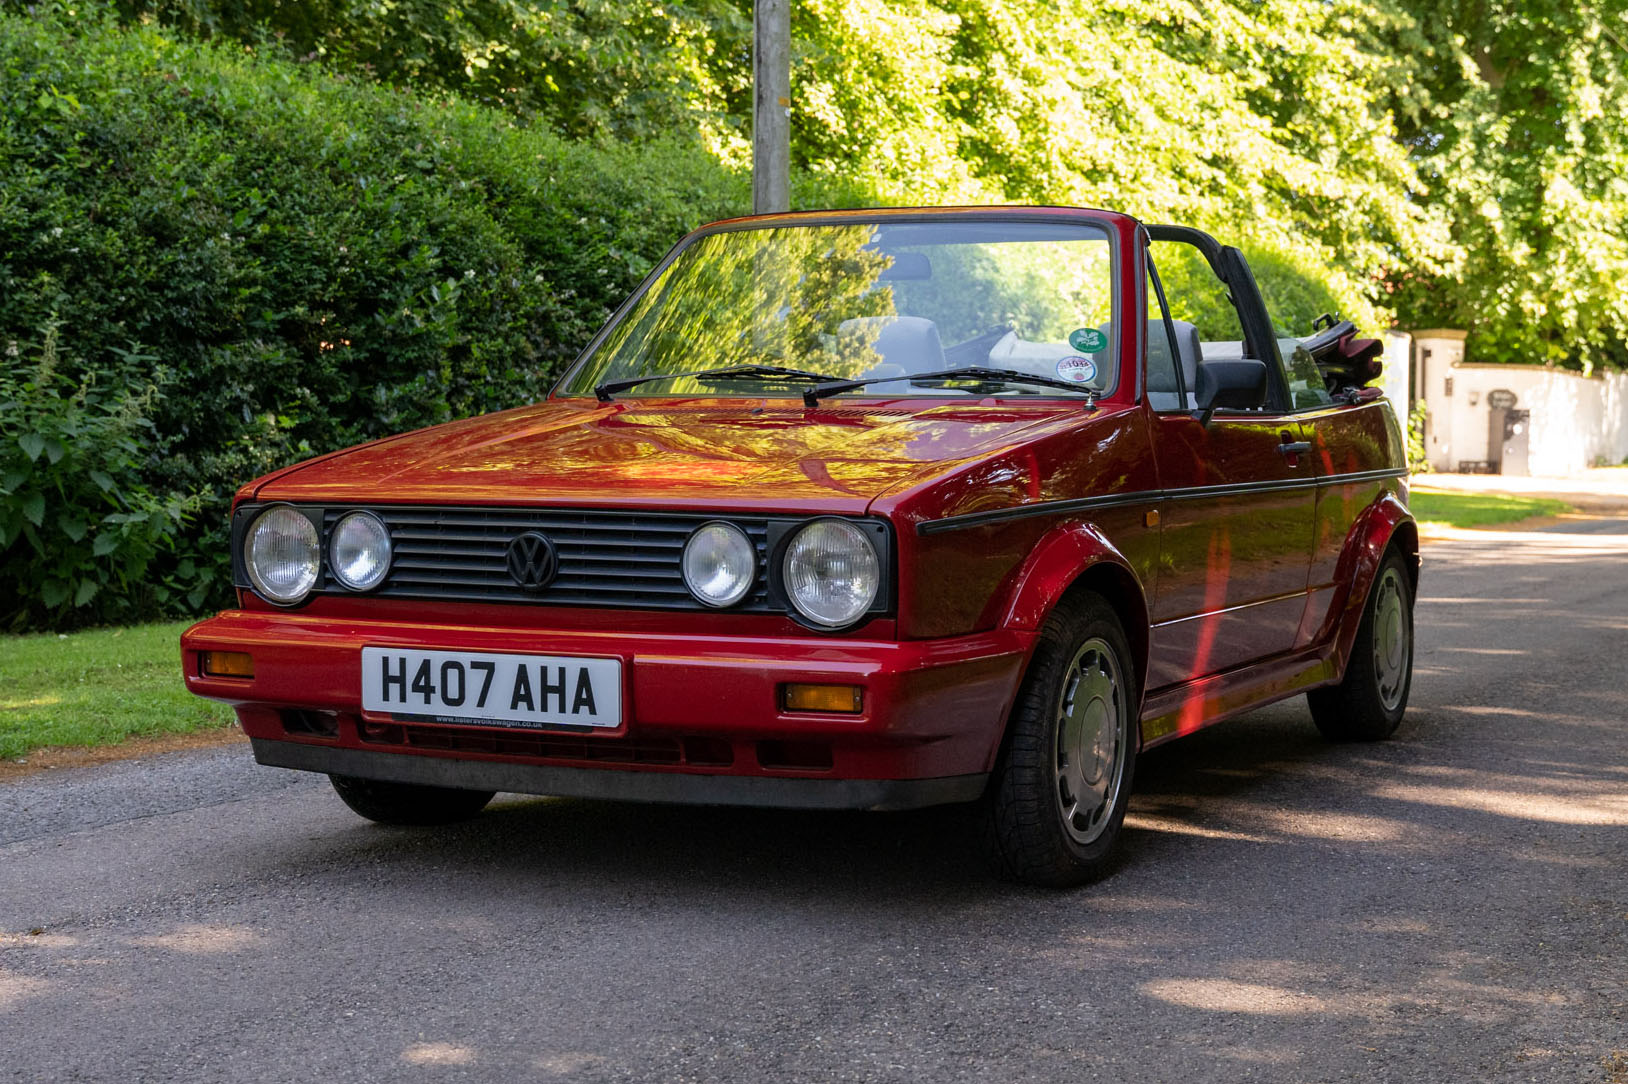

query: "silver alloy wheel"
xmin=1371 ymin=565 xmax=1410 ymax=712
xmin=1054 ymin=637 xmax=1129 ymax=846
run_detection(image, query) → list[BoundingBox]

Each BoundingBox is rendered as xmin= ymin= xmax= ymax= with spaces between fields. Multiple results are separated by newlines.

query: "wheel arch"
xmin=980 ymin=526 xmax=1149 ymax=883
xmin=1328 ymin=490 xmax=1418 ymax=678
xmin=1389 ymin=516 xmax=1420 ymax=591
xmin=1058 ymin=563 xmax=1150 ymax=709
xmin=997 ymin=522 xmax=1151 ymax=717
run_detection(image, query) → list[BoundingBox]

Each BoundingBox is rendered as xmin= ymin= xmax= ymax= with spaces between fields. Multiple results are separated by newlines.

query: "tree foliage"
xmin=102 ymin=0 xmax=1442 ymax=332
xmin=1384 ymin=0 xmax=1628 ymax=371
xmin=87 ymin=0 xmax=1628 ymax=365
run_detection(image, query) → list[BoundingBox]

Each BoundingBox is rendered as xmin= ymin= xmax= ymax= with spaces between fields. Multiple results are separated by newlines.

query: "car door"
xmin=1290 ymin=352 xmax=1409 ymax=649
xmin=1141 ymin=235 xmax=1318 ymax=692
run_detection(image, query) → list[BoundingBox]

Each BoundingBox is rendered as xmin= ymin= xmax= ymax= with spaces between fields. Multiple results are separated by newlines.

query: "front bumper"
xmin=182 ymin=610 xmax=1035 ymax=809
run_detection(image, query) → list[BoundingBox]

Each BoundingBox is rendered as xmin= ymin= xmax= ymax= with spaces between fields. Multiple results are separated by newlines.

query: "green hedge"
xmin=0 ymin=11 xmax=859 ymax=628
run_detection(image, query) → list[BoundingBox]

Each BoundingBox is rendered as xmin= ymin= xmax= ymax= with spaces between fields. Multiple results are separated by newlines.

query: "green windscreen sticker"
xmin=1069 ymin=328 xmax=1107 ymax=353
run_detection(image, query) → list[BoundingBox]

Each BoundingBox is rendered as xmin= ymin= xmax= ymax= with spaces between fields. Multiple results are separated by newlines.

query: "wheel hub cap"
xmin=1055 ymin=639 xmax=1127 ymax=846
xmin=1371 ymin=567 xmax=1410 ymax=712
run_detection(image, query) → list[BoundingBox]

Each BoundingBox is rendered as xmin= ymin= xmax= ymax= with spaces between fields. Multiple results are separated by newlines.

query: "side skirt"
xmin=1138 ymin=646 xmax=1337 ymax=749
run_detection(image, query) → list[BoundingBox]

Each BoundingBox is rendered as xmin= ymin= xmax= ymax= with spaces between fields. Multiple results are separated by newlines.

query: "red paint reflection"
xmin=1177 ymin=526 xmax=1232 ymax=735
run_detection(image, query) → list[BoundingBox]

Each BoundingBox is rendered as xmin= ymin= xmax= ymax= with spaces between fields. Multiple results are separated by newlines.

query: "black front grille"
xmin=323 ymin=506 xmax=773 ymax=611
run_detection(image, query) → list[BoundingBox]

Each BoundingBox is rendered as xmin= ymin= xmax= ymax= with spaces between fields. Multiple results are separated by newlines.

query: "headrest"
xmin=1146 ymin=319 xmax=1202 ymax=392
xmin=837 ymin=315 xmax=945 ymax=375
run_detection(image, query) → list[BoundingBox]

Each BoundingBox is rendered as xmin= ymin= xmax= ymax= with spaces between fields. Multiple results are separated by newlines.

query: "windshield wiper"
xmin=802 ymin=366 xmax=1100 ymax=407
xmin=595 ymin=364 xmax=842 ymax=402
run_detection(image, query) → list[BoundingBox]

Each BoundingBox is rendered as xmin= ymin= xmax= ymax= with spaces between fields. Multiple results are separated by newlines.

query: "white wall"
xmin=1381 ymin=330 xmax=1411 ymax=418
xmin=1414 ymin=346 xmax=1628 ymax=474
xmin=1413 ymin=330 xmax=1466 ymax=470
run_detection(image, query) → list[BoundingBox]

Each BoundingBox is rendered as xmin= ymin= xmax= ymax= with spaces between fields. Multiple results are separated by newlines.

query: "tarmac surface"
xmin=2 ymin=520 xmax=1625 ymax=1083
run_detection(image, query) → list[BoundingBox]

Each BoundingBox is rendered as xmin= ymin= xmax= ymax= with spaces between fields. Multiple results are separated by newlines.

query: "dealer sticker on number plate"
xmin=361 ymin=647 xmax=622 ymax=730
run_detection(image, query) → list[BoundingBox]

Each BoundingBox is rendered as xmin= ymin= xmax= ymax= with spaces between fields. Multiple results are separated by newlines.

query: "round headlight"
xmin=245 ymin=506 xmax=320 ymax=605
xmin=330 ymin=511 xmax=392 ymax=592
xmin=782 ymin=519 xmax=880 ymax=629
xmin=682 ymin=522 xmax=756 ymax=608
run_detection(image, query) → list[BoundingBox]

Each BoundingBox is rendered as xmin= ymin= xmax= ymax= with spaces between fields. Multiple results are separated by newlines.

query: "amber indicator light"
xmin=201 ymin=651 xmax=255 ymax=678
xmin=782 ymin=683 xmax=863 ymax=714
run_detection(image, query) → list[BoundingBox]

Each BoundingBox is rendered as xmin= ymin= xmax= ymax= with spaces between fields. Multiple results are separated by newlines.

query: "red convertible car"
xmin=181 ymin=207 xmax=1416 ymax=886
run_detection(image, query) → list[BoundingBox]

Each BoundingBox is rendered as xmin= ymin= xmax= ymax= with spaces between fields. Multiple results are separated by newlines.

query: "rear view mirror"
xmin=877 ymin=251 xmax=932 ymax=281
xmin=1193 ymin=358 xmax=1268 ymax=425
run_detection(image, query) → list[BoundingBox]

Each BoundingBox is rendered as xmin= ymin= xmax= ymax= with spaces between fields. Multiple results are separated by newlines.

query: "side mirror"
xmin=1192 ymin=358 xmax=1268 ymax=425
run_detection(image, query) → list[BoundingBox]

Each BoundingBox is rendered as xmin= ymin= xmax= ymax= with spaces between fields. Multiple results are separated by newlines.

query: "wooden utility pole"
xmin=752 ymin=0 xmax=790 ymax=215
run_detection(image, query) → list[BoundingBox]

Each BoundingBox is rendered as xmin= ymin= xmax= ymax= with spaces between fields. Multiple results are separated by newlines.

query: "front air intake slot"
xmin=359 ymin=722 xmax=736 ymax=769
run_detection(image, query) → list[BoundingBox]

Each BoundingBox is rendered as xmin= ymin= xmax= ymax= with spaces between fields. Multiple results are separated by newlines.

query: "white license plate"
xmin=361 ymin=647 xmax=622 ymax=730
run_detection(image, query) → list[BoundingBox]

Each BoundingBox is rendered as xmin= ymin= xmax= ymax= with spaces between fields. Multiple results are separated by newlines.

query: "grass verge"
xmin=0 ymin=620 xmax=233 ymax=761
xmin=1411 ymin=490 xmax=1572 ymax=529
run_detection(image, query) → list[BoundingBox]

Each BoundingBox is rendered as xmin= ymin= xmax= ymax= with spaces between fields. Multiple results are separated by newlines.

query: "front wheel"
xmin=1308 ymin=547 xmax=1414 ymax=741
xmin=982 ymin=593 xmax=1139 ymax=887
xmin=328 ymin=774 xmax=495 ymax=826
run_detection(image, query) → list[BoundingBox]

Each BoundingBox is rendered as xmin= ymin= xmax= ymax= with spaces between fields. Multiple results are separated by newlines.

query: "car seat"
xmin=838 ymin=315 xmax=945 ymax=377
xmin=1147 ymin=319 xmax=1201 ymax=409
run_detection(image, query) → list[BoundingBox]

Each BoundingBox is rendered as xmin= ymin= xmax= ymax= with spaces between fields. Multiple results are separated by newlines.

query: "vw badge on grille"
xmin=505 ymin=531 xmax=558 ymax=591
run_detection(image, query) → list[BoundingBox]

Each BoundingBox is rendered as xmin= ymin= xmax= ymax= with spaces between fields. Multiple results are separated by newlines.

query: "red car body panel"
xmin=182 ymin=205 xmax=1415 ymax=810
xmin=249 ymin=397 xmax=1105 ymax=515
xmin=183 ymin=606 xmax=1033 ymax=783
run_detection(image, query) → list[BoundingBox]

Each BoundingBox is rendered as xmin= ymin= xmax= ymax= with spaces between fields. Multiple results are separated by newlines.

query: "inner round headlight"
xmin=245 ymin=506 xmax=320 ymax=605
xmin=330 ymin=511 xmax=392 ymax=592
xmin=682 ymin=522 xmax=756 ymax=607
xmin=782 ymin=519 xmax=880 ymax=629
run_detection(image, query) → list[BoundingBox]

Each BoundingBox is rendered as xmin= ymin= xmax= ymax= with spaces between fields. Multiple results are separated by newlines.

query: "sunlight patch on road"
xmin=1121 ymin=813 xmax=1272 ymax=844
xmin=0 ymin=932 xmax=77 ymax=949
xmin=1372 ymin=782 xmax=1628 ymax=825
xmin=0 ymin=970 xmax=52 ymax=1011
xmin=403 ymin=1042 xmax=478 ymax=1066
xmin=132 ymin=924 xmax=266 ymax=954
xmin=1141 ymin=977 xmax=1327 ymax=1014
xmin=1236 ymin=808 xmax=1407 ymax=843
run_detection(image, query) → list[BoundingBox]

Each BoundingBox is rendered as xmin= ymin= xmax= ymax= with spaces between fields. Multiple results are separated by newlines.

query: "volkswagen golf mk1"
xmin=181 ymin=206 xmax=1417 ymax=885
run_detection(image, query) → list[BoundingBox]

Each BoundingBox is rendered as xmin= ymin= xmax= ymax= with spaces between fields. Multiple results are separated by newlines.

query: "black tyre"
xmin=1308 ymin=547 xmax=1414 ymax=741
xmin=328 ymin=774 xmax=495 ymax=826
xmin=982 ymin=592 xmax=1139 ymax=887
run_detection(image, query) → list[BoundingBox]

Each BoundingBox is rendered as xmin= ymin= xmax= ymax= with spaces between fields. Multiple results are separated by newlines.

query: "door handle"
xmin=1277 ymin=441 xmax=1312 ymax=456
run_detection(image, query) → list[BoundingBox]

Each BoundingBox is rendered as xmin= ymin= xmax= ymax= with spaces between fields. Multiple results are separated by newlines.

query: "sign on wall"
xmin=1488 ymin=388 xmax=1517 ymax=409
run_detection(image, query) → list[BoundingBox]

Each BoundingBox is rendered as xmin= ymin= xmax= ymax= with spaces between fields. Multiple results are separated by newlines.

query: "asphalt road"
xmin=3 ymin=522 xmax=1625 ymax=1083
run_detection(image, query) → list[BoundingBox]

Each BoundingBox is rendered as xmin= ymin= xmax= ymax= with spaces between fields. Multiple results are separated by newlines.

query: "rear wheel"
xmin=1308 ymin=548 xmax=1414 ymax=741
xmin=982 ymin=593 xmax=1138 ymax=887
xmin=328 ymin=774 xmax=495 ymax=826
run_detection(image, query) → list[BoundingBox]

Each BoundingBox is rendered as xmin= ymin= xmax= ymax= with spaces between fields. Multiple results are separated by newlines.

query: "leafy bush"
xmin=0 ymin=9 xmax=833 ymax=626
xmin=1407 ymin=402 xmax=1430 ymax=474
xmin=104 ymin=0 xmax=752 ymax=145
xmin=0 ymin=323 xmax=202 ymax=629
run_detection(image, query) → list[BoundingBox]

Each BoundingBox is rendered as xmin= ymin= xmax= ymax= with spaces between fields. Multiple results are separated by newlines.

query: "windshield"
xmin=558 ymin=218 xmax=1118 ymax=399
